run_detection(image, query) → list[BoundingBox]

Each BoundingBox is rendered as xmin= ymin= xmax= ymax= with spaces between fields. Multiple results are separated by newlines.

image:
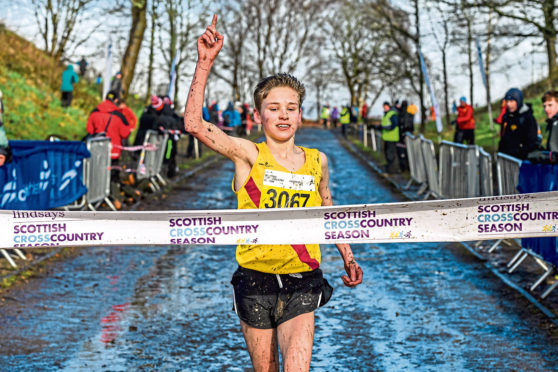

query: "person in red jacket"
xmin=86 ymin=90 xmax=132 ymax=182
xmin=453 ymin=96 xmax=475 ymax=144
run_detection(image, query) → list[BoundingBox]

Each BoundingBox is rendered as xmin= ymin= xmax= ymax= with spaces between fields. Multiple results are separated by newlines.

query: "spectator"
xmin=397 ymin=100 xmax=414 ymax=171
xmin=243 ymin=103 xmax=254 ymax=135
xmin=61 ymin=64 xmax=79 ymax=108
xmin=350 ymin=104 xmax=359 ymax=125
xmin=95 ymin=73 xmax=103 ymax=98
xmin=209 ymin=100 xmax=220 ymax=124
xmin=453 ymin=96 xmax=475 ymax=144
xmin=78 ymin=57 xmax=88 ymax=77
xmin=360 ymin=103 xmax=368 ymax=125
xmin=498 ymin=88 xmax=538 ymax=160
xmin=111 ymin=72 xmax=123 ymax=97
xmin=235 ymin=102 xmax=245 ymax=136
xmin=494 ymin=99 xmax=507 ymax=130
xmin=380 ymin=101 xmax=400 ymax=174
xmin=117 ymin=98 xmax=137 ymax=147
xmin=86 ymin=90 xmax=131 ymax=182
xmin=134 ymin=95 xmax=165 ymax=147
xmin=320 ymin=104 xmax=330 ymax=128
xmin=161 ymin=96 xmax=182 ymax=178
xmin=542 ymin=90 xmax=558 ymax=153
xmin=407 ymin=103 xmax=418 ymax=121
xmin=339 ymin=105 xmax=351 ymax=137
xmin=330 ymin=106 xmax=339 ymax=128
xmin=0 ymin=89 xmax=9 ymax=167
xmin=222 ymin=101 xmax=241 ymax=133
xmin=451 ymin=100 xmax=457 ymax=114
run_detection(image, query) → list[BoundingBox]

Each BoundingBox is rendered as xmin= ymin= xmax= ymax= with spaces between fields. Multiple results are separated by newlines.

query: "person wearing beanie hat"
xmin=151 ymin=95 xmax=164 ymax=111
xmin=453 ymin=96 xmax=475 ymax=144
xmin=498 ymin=87 xmax=539 ymax=160
xmin=134 ymin=95 xmax=172 ymax=148
xmin=504 ymin=88 xmax=523 ymax=110
xmin=163 ymin=96 xmax=173 ymax=108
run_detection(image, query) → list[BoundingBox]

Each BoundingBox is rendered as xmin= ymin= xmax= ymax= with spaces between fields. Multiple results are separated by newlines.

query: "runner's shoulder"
xmin=230 ymin=136 xmax=258 ymax=164
xmin=318 ymin=151 xmax=328 ymax=168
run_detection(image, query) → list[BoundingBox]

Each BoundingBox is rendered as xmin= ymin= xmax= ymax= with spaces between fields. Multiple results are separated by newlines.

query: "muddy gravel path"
xmin=1 ymin=127 xmax=558 ymax=371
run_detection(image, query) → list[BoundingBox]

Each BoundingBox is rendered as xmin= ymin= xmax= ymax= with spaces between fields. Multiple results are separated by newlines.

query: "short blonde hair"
xmin=253 ymin=73 xmax=305 ymax=111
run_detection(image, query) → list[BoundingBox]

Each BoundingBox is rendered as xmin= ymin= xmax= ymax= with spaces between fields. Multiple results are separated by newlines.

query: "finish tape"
xmin=2 ymin=191 xmax=558 ymax=249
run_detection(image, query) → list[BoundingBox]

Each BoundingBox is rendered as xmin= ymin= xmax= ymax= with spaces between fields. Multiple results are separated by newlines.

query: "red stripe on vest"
xmin=291 ymin=245 xmax=320 ymax=270
xmin=244 ymin=177 xmax=261 ymax=207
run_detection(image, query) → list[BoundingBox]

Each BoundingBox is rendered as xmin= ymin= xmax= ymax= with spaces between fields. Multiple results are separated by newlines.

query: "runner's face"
xmin=256 ymin=87 xmax=301 ymax=141
xmin=543 ymin=98 xmax=558 ymax=119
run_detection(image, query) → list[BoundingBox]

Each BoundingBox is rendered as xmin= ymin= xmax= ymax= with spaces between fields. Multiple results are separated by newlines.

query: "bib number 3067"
xmin=264 ymin=189 xmax=310 ymax=208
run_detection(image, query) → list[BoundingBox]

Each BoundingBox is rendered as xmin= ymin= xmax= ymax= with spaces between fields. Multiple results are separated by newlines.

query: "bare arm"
xmin=319 ymin=152 xmax=363 ymax=287
xmin=184 ymin=15 xmax=256 ymax=164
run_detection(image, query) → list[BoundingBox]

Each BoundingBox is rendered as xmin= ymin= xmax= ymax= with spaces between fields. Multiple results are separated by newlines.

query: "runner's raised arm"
xmin=184 ymin=14 xmax=256 ymax=164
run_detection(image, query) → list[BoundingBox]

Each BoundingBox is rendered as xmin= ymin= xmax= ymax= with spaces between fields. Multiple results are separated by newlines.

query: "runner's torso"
xmin=234 ymin=142 xmax=322 ymax=274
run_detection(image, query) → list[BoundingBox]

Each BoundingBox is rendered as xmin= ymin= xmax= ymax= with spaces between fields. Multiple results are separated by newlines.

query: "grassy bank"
xmin=0 ymin=24 xmax=145 ymax=142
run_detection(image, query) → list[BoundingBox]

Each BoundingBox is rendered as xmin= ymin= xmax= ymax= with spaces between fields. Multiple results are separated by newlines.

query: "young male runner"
xmin=184 ymin=15 xmax=363 ymax=371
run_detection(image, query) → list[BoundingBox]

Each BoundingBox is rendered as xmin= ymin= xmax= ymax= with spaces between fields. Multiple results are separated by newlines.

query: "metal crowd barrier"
xmin=419 ymin=137 xmax=441 ymax=199
xmin=492 ymin=153 xmax=554 ymax=296
xmin=361 ymin=125 xmax=382 ymax=153
xmin=404 ymin=133 xmax=427 ymax=193
xmin=495 ymin=152 xmax=522 ymax=196
xmin=62 ymin=137 xmax=116 ymax=212
xmin=137 ymin=130 xmax=169 ymax=190
xmin=438 ymin=141 xmax=480 ymax=199
xmin=478 ymin=148 xmax=494 ymax=196
xmin=84 ymin=137 xmax=115 ymax=211
xmin=358 ymin=130 xmax=558 ymax=298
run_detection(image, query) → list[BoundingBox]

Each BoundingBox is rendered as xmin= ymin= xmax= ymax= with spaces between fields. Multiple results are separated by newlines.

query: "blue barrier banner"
xmin=0 ymin=140 xmax=90 ymax=210
xmin=518 ymin=162 xmax=558 ymax=265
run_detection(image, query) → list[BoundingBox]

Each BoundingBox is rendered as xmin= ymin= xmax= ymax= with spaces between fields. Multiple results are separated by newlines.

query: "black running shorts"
xmin=231 ymin=266 xmax=333 ymax=329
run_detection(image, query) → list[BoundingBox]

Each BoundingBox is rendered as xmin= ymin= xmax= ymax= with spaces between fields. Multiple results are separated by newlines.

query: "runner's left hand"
xmin=341 ymin=258 xmax=363 ymax=287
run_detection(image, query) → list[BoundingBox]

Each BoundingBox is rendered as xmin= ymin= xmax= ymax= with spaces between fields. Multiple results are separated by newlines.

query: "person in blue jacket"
xmin=222 ymin=101 xmax=242 ymax=135
xmin=61 ymin=64 xmax=79 ymax=108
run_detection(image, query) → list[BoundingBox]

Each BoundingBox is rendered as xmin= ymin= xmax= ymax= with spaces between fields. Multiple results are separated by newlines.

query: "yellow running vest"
xmin=234 ymin=142 xmax=323 ymax=274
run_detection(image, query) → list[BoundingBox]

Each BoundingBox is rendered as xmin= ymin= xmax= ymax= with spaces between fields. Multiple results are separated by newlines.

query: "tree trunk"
xmin=442 ymin=48 xmax=450 ymax=129
xmin=544 ymin=33 xmax=557 ymax=86
xmin=415 ymin=0 xmax=426 ymax=133
xmin=145 ymin=1 xmax=156 ymax=103
xmin=466 ymin=18 xmax=474 ymax=108
xmin=486 ymin=8 xmax=493 ymax=129
xmin=543 ymin=0 xmax=557 ymax=85
xmin=120 ymin=0 xmax=147 ymax=99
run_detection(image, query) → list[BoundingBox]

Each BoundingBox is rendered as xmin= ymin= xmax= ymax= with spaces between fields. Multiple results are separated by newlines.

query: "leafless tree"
xmin=29 ymin=0 xmax=102 ymax=61
xmin=474 ymin=0 xmax=558 ymax=85
xmin=158 ymin=0 xmax=203 ymax=102
xmin=372 ymin=0 xmax=428 ymax=131
xmin=426 ymin=1 xmax=454 ymax=128
xmin=244 ymin=0 xmax=329 ymax=80
xmin=210 ymin=0 xmax=254 ymax=102
xmin=120 ymin=0 xmax=147 ymax=99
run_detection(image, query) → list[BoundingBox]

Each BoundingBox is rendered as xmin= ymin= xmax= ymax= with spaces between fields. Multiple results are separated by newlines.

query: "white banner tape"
xmin=1 ymin=192 xmax=558 ymax=249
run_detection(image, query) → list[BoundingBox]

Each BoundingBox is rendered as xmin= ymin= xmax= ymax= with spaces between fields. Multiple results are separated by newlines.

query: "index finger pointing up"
xmin=211 ymin=14 xmax=217 ymax=28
